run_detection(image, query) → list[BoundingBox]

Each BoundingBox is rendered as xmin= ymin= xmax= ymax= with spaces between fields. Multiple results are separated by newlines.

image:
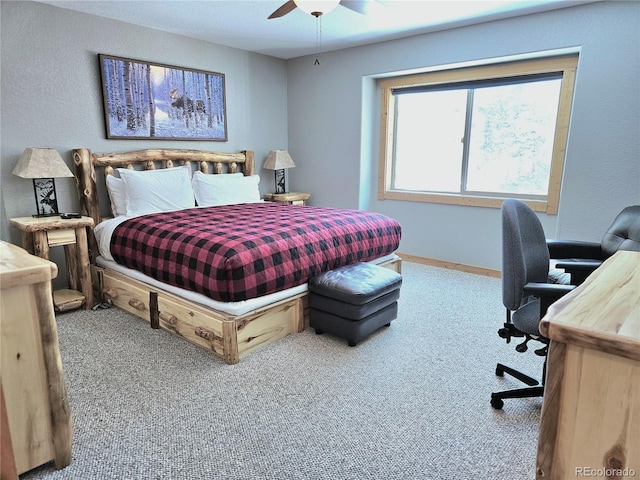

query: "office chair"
xmin=548 ymin=205 xmax=640 ymax=285
xmin=491 ymin=199 xmax=574 ymax=410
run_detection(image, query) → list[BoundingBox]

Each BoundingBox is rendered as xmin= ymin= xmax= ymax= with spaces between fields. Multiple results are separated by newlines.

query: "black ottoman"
xmin=308 ymin=262 xmax=402 ymax=346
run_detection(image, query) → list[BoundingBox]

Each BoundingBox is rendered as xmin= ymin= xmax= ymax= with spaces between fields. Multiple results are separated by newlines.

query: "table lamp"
xmin=12 ymin=148 xmax=74 ymax=217
xmin=263 ymin=150 xmax=296 ymax=194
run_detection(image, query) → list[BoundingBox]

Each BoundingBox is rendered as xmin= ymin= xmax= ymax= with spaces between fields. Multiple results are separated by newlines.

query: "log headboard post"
xmin=73 ymin=148 xmax=101 ymax=261
xmin=242 ymin=150 xmax=255 ymax=176
xmin=73 ymin=148 xmax=101 ymax=224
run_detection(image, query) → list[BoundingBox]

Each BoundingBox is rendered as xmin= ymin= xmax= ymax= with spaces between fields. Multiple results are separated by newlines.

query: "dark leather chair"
xmin=491 ymin=199 xmax=574 ymax=410
xmin=548 ymin=205 xmax=640 ymax=285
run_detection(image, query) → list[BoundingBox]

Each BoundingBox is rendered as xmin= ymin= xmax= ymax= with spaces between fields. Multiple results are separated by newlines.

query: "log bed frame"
xmin=73 ymin=148 xmax=401 ymax=364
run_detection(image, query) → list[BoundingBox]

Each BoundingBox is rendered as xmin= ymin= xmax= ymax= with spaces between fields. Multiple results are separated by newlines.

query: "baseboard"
xmin=397 ymin=253 xmax=500 ymax=278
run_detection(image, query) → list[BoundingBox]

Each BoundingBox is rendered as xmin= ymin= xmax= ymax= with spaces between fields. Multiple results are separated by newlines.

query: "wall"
xmin=2 ymin=1 xmax=639 ymax=277
xmin=1 ymin=1 xmax=288 ymax=284
xmin=287 ymin=1 xmax=640 ymax=271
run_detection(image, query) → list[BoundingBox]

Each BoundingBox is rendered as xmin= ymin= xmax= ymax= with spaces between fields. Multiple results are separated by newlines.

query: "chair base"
xmin=495 ymin=363 xmax=539 ymax=386
xmin=491 ymin=363 xmax=543 ymax=410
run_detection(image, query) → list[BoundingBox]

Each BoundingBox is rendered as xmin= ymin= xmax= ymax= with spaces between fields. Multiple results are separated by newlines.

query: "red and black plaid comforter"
xmin=110 ymin=202 xmax=401 ymax=302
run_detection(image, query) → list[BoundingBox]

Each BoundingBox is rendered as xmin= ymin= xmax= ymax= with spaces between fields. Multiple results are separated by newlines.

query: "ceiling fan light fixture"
xmin=293 ymin=0 xmax=340 ymax=17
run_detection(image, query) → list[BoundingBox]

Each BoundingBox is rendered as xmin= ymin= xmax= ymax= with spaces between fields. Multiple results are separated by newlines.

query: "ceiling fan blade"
xmin=268 ymin=0 xmax=297 ymax=19
xmin=340 ymin=0 xmax=384 ymax=15
xmin=340 ymin=1 xmax=366 ymax=14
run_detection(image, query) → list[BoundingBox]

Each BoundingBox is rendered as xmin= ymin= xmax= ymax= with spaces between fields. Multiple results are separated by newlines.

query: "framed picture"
xmin=99 ymin=54 xmax=227 ymax=141
xmin=33 ymin=178 xmax=60 ymax=217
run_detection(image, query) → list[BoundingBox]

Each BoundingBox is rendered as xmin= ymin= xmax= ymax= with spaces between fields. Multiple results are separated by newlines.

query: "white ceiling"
xmin=35 ymin=0 xmax=597 ymax=59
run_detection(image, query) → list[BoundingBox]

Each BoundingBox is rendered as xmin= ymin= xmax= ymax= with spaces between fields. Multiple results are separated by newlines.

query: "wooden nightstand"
xmin=263 ymin=192 xmax=310 ymax=206
xmin=10 ymin=215 xmax=94 ymax=311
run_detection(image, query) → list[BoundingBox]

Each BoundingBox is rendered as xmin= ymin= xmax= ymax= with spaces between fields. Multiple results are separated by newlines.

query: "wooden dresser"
xmin=536 ymin=250 xmax=639 ymax=480
xmin=0 ymin=241 xmax=72 ymax=475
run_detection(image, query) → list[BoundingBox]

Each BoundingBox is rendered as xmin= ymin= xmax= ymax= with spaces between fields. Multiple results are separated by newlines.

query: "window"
xmin=378 ymin=55 xmax=578 ymax=213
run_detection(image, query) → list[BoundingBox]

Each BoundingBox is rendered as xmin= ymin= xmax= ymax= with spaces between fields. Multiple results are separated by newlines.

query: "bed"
xmin=73 ymin=148 xmax=402 ymax=364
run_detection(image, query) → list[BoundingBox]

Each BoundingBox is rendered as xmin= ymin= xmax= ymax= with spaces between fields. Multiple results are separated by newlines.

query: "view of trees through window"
xmin=392 ymin=77 xmax=562 ymax=198
xmin=379 ymin=54 xmax=578 ymax=213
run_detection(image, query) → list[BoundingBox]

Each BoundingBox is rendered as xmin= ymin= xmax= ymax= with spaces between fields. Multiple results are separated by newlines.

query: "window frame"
xmin=378 ymin=54 xmax=578 ymax=214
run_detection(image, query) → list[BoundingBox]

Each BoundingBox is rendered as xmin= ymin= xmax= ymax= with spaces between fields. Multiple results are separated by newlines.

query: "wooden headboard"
xmin=72 ymin=148 xmax=254 ymax=260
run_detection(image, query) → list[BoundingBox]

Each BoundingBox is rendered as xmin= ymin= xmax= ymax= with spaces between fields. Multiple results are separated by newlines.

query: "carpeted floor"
xmin=23 ymin=261 xmax=544 ymax=479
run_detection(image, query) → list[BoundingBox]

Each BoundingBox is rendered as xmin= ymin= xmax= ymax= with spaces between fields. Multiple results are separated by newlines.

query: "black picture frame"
xmin=275 ymin=169 xmax=286 ymax=194
xmin=33 ymin=178 xmax=60 ymax=217
xmin=99 ymin=54 xmax=227 ymax=141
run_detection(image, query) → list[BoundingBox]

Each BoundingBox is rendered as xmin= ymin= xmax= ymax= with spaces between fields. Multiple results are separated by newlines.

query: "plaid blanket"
xmin=110 ymin=203 xmax=401 ymax=302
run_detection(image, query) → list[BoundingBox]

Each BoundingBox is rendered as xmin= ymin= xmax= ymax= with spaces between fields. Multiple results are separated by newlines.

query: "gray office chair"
xmin=491 ymin=199 xmax=575 ymax=409
xmin=548 ymin=205 xmax=640 ymax=285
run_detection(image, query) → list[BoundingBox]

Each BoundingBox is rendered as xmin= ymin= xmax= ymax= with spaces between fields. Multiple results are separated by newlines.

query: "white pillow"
xmin=192 ymin=171 xmax=261 ymax=206
xmin=105 ymin=175 xmax=127 ymax=216
xmin=117 ymin=165 xmax=195 ymax=216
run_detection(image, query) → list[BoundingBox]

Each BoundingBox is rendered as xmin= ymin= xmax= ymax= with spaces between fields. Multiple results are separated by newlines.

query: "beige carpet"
xmin=23 ymin=261 xmax=544 ymax=479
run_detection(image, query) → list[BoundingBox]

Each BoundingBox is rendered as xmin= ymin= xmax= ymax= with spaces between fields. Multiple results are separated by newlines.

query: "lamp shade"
xmin=12 ymin=148 xmax=74 ymax=179
xmin=294 ymin=0 xmax=340 ymax=16
xmin=263 ymin=150 xmax=296 ymax=170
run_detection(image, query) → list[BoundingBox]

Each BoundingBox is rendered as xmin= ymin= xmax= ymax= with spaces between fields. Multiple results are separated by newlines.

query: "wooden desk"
xmin=10 ymin=215 xmax=94 ymax=311
xmin=0 ymin=241 xmax=72 ymax=474
xmin=536 ymin=250 xmax=639 ymax=480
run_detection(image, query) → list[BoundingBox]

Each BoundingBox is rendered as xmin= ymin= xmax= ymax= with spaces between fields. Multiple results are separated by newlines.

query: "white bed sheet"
xmin=94 ymin=216 xmax=397 ymax=316
xmin=97 ymin=254 xmax=397 ymax=316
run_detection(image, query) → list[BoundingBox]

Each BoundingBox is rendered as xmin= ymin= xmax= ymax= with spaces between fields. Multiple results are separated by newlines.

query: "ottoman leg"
xmin=348 ymin=340 xmax=357 ymax=347
xmin=315 ymin=329 xmax=324 ymax=335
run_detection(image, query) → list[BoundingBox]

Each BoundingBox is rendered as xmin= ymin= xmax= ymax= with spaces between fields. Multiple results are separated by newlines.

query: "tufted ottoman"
xmin=308 ymin=262 xmax=402 ymax=346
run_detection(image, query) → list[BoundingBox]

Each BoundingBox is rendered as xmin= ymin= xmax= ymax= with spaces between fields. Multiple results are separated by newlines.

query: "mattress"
xmin=94 ymin=202 xmax=401 ymax=305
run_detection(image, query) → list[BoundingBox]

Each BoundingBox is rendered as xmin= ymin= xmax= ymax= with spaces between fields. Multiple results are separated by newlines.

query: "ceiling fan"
xmin=268 ymin=0 xmax=378 ymax=19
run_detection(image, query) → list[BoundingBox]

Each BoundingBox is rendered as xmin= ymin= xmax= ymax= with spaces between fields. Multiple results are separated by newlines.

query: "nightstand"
xmin=10 ymin=215 xmax=94 ymax=311
xmin=263 ymin=192 xmax=310 ymax=206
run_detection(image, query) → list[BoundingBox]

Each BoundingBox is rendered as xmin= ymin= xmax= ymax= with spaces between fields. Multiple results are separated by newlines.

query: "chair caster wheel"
xmin=498 ymin=327 xmax=509 ymax=339
xmin=495 ymin=365 xmax=504 ymax=377
xmin=491 ymin=397 xmax=504 ymax=409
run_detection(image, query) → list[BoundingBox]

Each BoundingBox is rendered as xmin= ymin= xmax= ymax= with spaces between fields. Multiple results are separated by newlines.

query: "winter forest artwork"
xmin=99 ymin=54 xmax=227 ymax=140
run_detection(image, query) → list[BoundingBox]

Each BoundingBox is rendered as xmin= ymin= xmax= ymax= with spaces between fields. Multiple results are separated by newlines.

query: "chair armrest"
xmin=555 ymin=260 xmax=602 ymax=285
xmin=555 ymin=260 xmax=602 ymax=272
xmin=547 ymin=239 xmax=602 ymax=260
xmin=524 ymin=282 xmax=575 ymax=317
xmin=523 ymin=282 xmax=575 ymax=299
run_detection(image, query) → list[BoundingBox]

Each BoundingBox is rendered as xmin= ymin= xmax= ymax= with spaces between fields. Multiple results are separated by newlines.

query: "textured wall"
xmin=1 ymin=1 xmax=288 ymax=283
xmin=287 ymin=1 xmax=640 ymax=271
xmin=0 ymin=1 xmax=287 ymax=286
xmin=2 ymin=1 xmax=638 ymax=275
